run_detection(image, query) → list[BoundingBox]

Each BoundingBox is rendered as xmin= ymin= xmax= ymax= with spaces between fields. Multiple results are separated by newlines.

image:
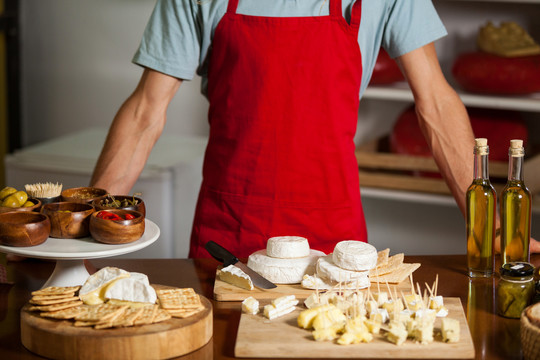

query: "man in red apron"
xmin=91 ymin=1 xmax=540 ymax=257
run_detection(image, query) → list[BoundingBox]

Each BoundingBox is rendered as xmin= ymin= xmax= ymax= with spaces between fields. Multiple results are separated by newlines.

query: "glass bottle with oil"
xmin=466 ymin=138 xmax=496 ymax=277
xmin=501 ymin=139 xmax=531 ymax=265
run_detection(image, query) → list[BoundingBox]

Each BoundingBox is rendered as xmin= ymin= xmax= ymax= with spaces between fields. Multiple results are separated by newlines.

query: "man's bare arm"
xmin=90 ymin=68 xmax=182 ymax=194
xmin=396 ymin=43 xmax=474 ymax=217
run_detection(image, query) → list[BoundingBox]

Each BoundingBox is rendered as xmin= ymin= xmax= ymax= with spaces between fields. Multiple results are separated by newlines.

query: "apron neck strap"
xmin=349 ymin=0 xmax=362 ymax=33
xmin=329 ymin=0 xmax=342 ymax=17
xmin=227 ymin=0 xmax=240 ymax=14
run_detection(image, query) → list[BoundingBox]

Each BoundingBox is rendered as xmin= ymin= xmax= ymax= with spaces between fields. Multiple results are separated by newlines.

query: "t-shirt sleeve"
xmin=132 ymin=0 xmax=201 ymax=80
xmin=383 ymin=0 xmax=447 ymax=59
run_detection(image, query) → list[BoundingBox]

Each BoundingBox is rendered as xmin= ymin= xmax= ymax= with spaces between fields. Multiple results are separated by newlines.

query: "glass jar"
xmin=496 ymin=262 xmax=535 ymax=318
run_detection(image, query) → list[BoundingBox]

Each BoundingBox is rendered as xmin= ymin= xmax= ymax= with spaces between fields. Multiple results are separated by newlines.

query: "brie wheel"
xmin=332 ymin=241 xmax=377 ymax=271
xmin=247 ymin=249 xmax=325 ymax=284
xmin=79 ymin=267 xmax=130 ymax=305
xmin=316 ymin=254 xmax=369 ymax=283
xmin=266 ymin=236 xmax=310 ymax=258
xmin=104 ymin=273 xmax=157 ymax=304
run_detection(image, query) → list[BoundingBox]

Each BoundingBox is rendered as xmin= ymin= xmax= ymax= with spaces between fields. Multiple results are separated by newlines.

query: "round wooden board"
xmin=20 ymin=293 xmax=212 ymax=360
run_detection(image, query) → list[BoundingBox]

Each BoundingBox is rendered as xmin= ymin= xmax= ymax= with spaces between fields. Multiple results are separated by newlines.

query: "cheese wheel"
xmin=247 ymin=249 xmax=325 ymax=284
xmin=266 ymin=236 xmax=310 ymax=258
xmin=316 ymin=254 xmax=369 ymax=283
xmin=332 ymin=241 xmax=377 ymax=271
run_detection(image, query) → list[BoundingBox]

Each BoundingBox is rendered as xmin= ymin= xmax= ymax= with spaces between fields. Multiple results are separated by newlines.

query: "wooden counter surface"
xmin=0 ymin=254 xmax=538 ymax=359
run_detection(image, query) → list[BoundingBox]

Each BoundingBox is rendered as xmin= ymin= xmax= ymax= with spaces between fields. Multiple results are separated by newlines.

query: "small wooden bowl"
xmin=92 ymin=195 xmax=146 ymax=217
xmin=0 ymin=197 xmax=42 ymax=214
xmin=41 ymin=202 xmax=95 ymax=238
xmin=89 ymin=209 xmax=145 ymax=244
xmin=61 ymin=187 xmax=107 ymax=204
xmin=0 ymin=212 xmax=50 ymax=247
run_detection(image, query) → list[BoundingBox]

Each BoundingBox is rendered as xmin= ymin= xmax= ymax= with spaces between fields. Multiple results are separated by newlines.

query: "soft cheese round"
xmin=316 ymin=254 xmax=369 ymax=283
xmin=332 ymin=240 xmax=378 ymax=271
xmin=266 ymin=236 xmax=310 ymax=259
xmin=247 ymin=249 xmax=325 ymax=284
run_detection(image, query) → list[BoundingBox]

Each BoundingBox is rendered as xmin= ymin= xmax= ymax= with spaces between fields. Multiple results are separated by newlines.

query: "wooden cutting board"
xmin=20 ymin=294 xmax=213 ymax=360
xmin=235 ymin=297 xmax=474 ymax=359
xmin=213 ymin=274 xmax=413 ymax=302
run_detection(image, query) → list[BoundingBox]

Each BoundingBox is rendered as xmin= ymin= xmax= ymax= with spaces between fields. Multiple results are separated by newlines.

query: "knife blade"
xmin=205 ymin=241 xmax=277 ymax=289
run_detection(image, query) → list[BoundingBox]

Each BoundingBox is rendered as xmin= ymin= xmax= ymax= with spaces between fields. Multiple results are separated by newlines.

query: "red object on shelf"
xmin=390 ymin=106 xmax=528 ymax=177
xmin=452 ymin=52 xmax=540 ymax=95
xmin=369 ymin=48 xmax=404 ymax=85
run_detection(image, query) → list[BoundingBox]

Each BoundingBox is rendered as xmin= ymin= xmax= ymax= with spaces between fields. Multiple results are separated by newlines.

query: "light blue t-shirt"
xmin=133 ymin=0 xmax=447 ymax=97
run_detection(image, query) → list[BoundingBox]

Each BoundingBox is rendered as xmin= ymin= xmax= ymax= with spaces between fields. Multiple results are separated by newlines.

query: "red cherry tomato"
xmin=124 ymin=213 xmax=136 ymax=220
xmin=97 ymin=211 xmax=123 ymax=221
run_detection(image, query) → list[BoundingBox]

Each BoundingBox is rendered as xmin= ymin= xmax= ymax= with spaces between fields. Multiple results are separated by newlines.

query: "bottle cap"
xmin=475 ymin=138 xmax=488 ymax=147
xmin=510 ymin=139 xmax=523 ymax=149
xmin=474 ymin=138 xmax=489 ymax=155
xmin=500 ymin=262 xmax=534 ymax=277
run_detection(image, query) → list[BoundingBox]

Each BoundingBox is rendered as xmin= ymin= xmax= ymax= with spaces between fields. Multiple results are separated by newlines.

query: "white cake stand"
xmin=0 ymin=219 xmax=160 ymax=288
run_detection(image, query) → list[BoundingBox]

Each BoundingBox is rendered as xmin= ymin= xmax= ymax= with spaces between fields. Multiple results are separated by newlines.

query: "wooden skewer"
xmin=409 ymin=274 xmax=415 ymax=296
xmin=434 ymin=274 xmax=439 ymax=297
xmin=424 ymin=282 xmax=434 ymax=298
xmin=385 ymin=280 xmax=394 ymax=303
xmin=416 ymin=283 xmax=425 ymax=309
xmin=401 ymin=291 xmax=410 ymax=311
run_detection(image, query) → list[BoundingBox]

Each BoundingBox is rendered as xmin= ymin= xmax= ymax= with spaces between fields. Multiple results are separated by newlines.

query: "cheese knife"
xmin=205 ymin=241 xmax=277 ymax=289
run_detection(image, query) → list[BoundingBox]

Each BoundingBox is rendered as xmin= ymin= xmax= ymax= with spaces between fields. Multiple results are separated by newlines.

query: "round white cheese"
xmin=332 ymin=240 xmax=377 ymax=271
xmin=266 ymin=236 xmax=310 ymax=258
xmin=316 ymin=254 xmax=369 ymax=283
xmin=247 ymin=249 xmax=325 ymax=284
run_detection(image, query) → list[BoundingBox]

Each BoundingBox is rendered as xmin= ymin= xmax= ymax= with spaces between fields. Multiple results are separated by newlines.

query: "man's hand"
xmin=530 ymin=238 xmax=540 ymax=254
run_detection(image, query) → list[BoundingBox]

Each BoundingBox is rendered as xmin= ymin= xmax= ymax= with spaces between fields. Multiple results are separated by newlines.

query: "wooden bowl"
xmin=0 ymin=212 xmax=50 ymax=247
xmin=61 ymin=187 xmax=107 ymax=204
xmin=91 ymin=195 xmax=146 ymax=217
xmin=0 ymin=197 xmax=42 ymax=214
xmin=89 ymin=209 xmax=145 ymax=244
xmin=41 ymin=202 xmax=95 ymax=238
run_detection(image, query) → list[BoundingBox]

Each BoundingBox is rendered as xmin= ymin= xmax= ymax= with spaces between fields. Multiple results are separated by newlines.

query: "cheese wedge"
xmin=441 ymin=317 xmax=460 ymax=343
xmin=79 ymin=267 xmax=130 ymax=305
xmin=242 ymin=296 xmax=259 ymax=315
xmin=218 ymin=265 xmax=254 ymax=291
xmin=104 ymin=273 xmax=157 ymax=305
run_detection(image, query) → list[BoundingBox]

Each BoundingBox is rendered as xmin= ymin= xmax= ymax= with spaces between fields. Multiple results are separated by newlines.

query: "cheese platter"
xmin=235 ymin=297 xmax=474 ymax=359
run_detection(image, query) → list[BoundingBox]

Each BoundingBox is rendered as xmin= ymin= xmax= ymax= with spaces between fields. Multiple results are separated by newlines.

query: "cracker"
xmin=30 ymin=296 xmax=80 ymax=306
xmin=152 ymin=308 xmax=172 ymax=324
xmin=31 ymin=293 xmax=78 ymax=301
xmin=375 ymin=248 xmax=390 ymax=268
xmin=74 ymin=303 xmax=128 ymax=322
xmin=133 ymin=305 xmax=159 ymax=326
xmin=111 ymin=307 xmax=145 ymax=327
xmin=40 ymin=306 xmax=88 ymax=320
xmin=31 ymin=286 xmax=80 ymax=297
xmin=369 ymin=253 xmax=404 ymax=276
xmin=167 ymin=307 xmax=202 ymax=318
xmin=29 ymin=300 xmax=83 ymax=312
xmin=370 ymin=263 xmax=421 ymax=284
xmin=74 ymin=320 xmax=97 ymax=327
xmin=156 ymin=288 xmax=202 ymax=310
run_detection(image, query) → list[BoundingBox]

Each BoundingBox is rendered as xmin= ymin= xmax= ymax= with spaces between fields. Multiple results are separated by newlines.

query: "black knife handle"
xmin=204 ymin=241 xmax=239 ymax=267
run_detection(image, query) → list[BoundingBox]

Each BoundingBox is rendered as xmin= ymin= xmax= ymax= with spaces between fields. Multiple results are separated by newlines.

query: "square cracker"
xmin=31 ymin=286 xmax=80 ymax=297
xmin=167 ymin=307 xmax=202 ymax=318
xmin=133 ymin=305 xmax=159 ymax=326
xmin=74 ymin=303 xmax=128 ymax=322
xmin=30 ymin=296 xmax=80 ymax=306
xmin=29 ymin=300 xmax=83 ymax=312
xmin=156 ymin=288 xmax=202 ymax=310
xmin=31 ymin=293 xmax=78 ymax=301
xmin=369 ymin=263 xmax=421 ymax=284
xmin=111 ymin=307 xmax=145 ymax=327
xmin=40 ymin=306 xmax=88 ymax=320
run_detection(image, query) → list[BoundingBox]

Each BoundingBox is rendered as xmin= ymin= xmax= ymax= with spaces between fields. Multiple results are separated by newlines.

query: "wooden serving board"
xmin=20 ymin=294 xmax=213 ymax=360
xmin=213 ymin=274 xmax=412 ymax=302
xmin=235 ymin=297 xmax=475 ymax=359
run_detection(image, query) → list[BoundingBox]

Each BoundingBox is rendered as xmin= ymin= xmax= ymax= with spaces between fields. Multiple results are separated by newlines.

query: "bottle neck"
xmin=474 ymin=153 xmax=489 ymax=180
xmin=508 ymin=155 xmax=524 ymax=181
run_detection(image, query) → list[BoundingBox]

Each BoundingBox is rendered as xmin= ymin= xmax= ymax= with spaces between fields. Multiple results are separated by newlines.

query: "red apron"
xmin=189 ymin=0 xmax=366 ymax=258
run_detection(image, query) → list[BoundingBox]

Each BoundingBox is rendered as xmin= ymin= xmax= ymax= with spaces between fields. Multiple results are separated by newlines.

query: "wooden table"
xmin=0 ymin=254 xmax=538 ymax=359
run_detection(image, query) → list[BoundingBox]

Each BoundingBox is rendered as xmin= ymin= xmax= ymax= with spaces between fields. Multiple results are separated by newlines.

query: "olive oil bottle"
xmin=501 ymin=139 xmax=531 ymax=265
xmin=466 ymin=138 xmax=496 ymax=277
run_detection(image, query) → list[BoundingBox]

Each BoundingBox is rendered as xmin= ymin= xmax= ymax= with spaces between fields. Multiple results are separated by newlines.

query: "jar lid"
xmin=500 ymin=262 xmax=534 ymax=277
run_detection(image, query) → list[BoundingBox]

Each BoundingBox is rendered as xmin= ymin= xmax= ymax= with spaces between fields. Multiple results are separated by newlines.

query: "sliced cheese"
xmin=332 ymin=241 xmax=377 ymax=271
xmin=266 ymin=236 xmax=310 ymax=258
xmin=79 ymin=267 xmax=130 ymax=305
xmin=104 ymin=273 xmax=157 ymax=304
xmin=247 ymin=249 xmax=325 ymax=284
xmin=218 ymin=265 xmax=254 ymax=291
xmin=316 ymin=255 xmax=369 ymax=283
xmin=264 ymin=294 xmax=299 ymax=320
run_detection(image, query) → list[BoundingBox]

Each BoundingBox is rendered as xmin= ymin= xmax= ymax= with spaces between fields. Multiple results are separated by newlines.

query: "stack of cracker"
xmin=29 ymin=286 xmax=86 ymax=319
xmin=156 ymin=288 xmax=204 ymax=318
